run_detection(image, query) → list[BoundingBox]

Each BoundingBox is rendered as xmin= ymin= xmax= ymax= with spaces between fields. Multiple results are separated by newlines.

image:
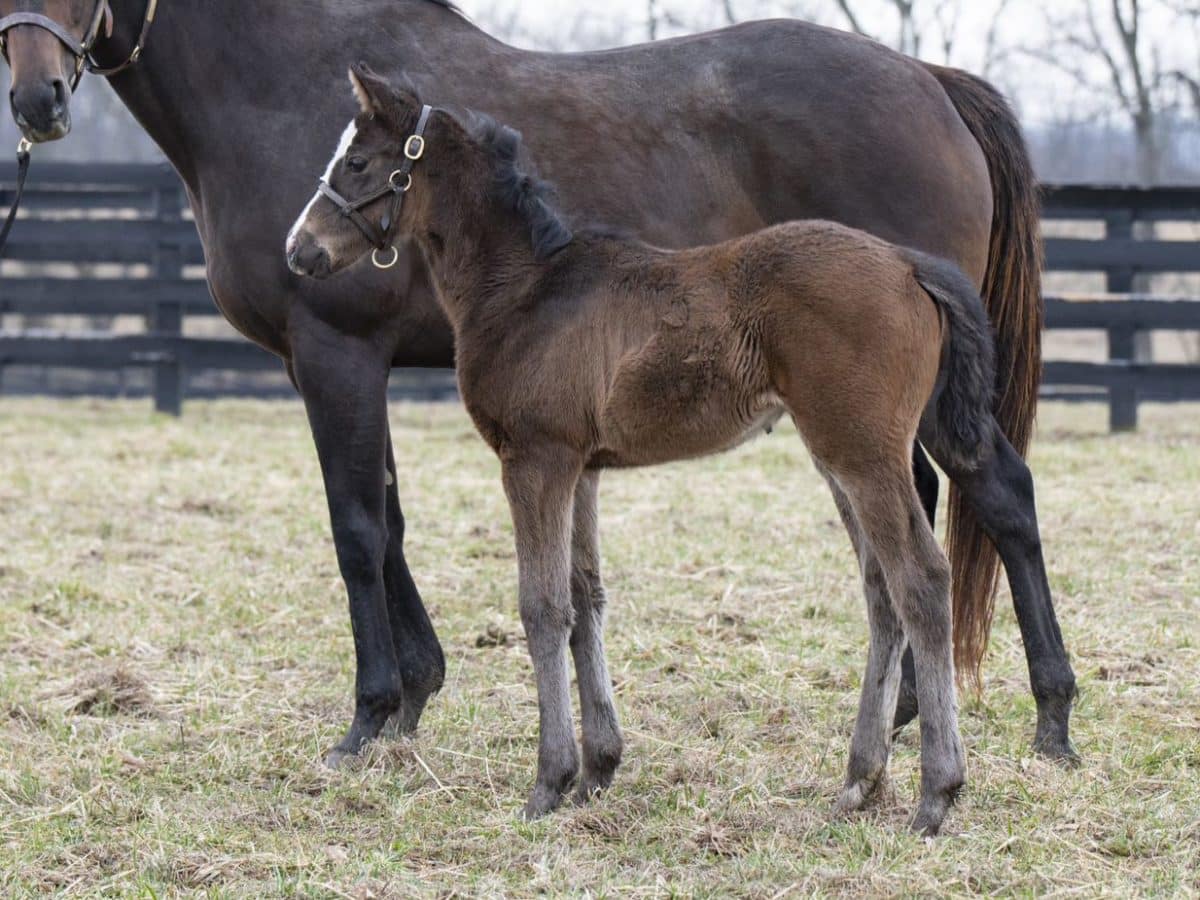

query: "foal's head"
xmin=287 ymin=63 xmax=573 ymax=279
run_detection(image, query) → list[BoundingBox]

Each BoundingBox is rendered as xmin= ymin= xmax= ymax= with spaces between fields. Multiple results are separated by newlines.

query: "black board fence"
xmin=3 ymin=164 xmax=1199 ymax=428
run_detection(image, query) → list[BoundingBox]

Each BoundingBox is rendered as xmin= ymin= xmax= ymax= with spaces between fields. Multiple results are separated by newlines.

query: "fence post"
xmin=1105 ymin=209 xmax=1139 ymax=431
xmin=152 ymin=181 xmax=185 ymax=416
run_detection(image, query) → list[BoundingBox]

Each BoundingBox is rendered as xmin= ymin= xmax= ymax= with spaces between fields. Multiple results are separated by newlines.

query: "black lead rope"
xmin=0 ymin=140 xmax=32 ymax=259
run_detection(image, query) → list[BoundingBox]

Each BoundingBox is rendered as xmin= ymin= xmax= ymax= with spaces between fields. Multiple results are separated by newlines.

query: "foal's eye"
xmin=346 ymin=156 xmax=369 ymax=173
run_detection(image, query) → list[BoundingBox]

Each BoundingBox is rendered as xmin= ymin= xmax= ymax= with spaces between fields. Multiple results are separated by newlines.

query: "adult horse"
xmin=1 ymin=0 xmax=1077 ymax=764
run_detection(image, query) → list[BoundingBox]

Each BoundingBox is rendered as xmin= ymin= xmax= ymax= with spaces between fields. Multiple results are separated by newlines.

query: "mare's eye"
xmin=346 ymin=156 xmax=369 ymax=173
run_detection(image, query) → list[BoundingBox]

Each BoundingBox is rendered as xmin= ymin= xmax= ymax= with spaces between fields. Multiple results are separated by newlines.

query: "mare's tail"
xmin=924 ymin=64 xmax=1043 ymax=687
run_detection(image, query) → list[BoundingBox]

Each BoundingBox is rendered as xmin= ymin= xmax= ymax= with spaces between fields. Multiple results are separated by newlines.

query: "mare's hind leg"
xmin=569 ymin=472 xmax=624 ymax=803
xmin=894 ymin=443 xmax=939 ymax=733
xmin=836 ymin=459 xmax=965 ymax=836
xmin=502 ymin=449 xmax=585 ymax=819
xmin=924 ymin=421 xmax=1078 ymax=761
xmin=818 ymin=469 xmax=907 ymax=814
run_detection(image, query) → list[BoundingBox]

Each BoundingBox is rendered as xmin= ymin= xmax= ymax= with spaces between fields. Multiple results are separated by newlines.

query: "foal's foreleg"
xmin=502 ymin=451 xmax=584 ymax=819
xmin=569 ymin=472 xmax=623 ymax=803
xmin=819 ymin=471 xmax=907 ymax=814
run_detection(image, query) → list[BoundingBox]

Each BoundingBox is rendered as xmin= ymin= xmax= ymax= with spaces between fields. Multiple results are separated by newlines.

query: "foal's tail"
xmin=908 ymin=251 xmax=999 ymax=683
xmin=925 ymin=64 xmax=1043 ymax=687
xmin=909 ymin=253 xmax=996 ymax=472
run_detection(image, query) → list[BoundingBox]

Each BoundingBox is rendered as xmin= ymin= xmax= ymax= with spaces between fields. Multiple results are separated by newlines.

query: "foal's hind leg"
xmin=569 ymin=472 xmax=624 ymax=803
xmin=894 ymin=444 xmax=939 ymax=734
xmin=837 ymin=462 xmax=965 ymax=836
xmin=925 ymin=422 xmax=1078 ymax=761
xmin=818 ymin=469 xmax=907 ymax=814
xmin=502 ymin=450 xmax=585 ymax=819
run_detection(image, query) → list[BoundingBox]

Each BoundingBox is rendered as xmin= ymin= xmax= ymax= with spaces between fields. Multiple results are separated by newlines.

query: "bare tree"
xmin=1026 ymin=0 xmax=1196 ymax=184
xmin=825 ymin=0 xmax=984 ymax=60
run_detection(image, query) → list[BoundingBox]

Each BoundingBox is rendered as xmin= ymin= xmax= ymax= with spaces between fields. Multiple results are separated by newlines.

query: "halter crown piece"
xmin=316 ymin=104 xmax=433 ymax=270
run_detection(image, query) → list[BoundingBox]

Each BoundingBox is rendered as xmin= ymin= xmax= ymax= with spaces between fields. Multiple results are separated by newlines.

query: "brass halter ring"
xmin=372 ymin=246 xmax=400 ymax=270
xmin=389 ymin=170 xmax=413 ymax=192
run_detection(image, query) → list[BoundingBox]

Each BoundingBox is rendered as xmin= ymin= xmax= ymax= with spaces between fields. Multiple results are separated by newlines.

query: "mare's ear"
xmin=348 ymin=62 xmax=422 ymax=124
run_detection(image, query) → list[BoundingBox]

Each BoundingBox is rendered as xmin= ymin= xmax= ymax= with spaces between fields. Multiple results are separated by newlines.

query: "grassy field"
xmin=0 ymin=398 xmax=1197 ymax=898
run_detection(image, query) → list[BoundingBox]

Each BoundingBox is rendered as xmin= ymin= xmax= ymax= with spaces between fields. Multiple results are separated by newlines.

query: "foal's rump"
xmin=747 ymin=222 xmax=969 ymax=467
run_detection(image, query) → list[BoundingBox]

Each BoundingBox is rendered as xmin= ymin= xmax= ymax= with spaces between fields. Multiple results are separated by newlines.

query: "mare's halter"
xmin=0 ymin=0 xmax=159 ymax=257
xmin=315 ymin=105 xmax=432 ymax=270
xmin=0 ymin=0 xmax=159 ymax=91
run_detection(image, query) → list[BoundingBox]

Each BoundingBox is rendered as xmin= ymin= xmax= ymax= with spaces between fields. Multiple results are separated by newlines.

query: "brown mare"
xmin=2 ymin=0 xmax=1076 ymax=768
xmin=289 ymin=68 xmax=1014 ymax=836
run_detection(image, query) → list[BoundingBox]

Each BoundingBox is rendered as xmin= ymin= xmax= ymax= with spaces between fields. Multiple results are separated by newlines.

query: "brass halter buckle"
xmin=404 ymin=135 xmax=426 ymax=161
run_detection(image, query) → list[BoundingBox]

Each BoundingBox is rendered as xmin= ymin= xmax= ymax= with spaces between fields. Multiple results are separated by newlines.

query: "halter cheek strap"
xmin=315 ymin=104 xmax=433 ymax=270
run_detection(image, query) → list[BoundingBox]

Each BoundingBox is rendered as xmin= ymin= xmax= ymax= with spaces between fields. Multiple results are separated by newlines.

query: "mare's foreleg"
xmin=568 ymin=472 xmax=623 ymax=803
xmin=381 ymin=428 xmax=446 ymax=735
xmin=291 ymin=317 xmax=442 ymax=765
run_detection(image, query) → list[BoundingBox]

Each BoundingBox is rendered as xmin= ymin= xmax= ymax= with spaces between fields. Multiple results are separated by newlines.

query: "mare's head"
xmin=287 ymin=63 xmax=573 ymax=279
xmin=1 ymin=0 xmax=111 ymax=141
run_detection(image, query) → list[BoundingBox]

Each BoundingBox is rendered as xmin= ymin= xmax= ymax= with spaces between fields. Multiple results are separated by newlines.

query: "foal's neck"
xmin=414 ymin=193 xmax=547 ymax=330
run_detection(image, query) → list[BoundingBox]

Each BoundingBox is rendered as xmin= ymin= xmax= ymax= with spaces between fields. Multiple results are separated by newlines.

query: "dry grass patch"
xmin=0 ymin=398 xmax=1197 ymax=897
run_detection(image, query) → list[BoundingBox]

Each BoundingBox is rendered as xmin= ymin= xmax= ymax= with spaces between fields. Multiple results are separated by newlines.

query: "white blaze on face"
xmin=286 ymin=119 xmax=359 ymax=254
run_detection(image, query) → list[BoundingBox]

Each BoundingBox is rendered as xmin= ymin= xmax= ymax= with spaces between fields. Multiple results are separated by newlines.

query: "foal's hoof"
xmin=910 ymin=798 xmax=952 ymax=838
xmin=573 ymin=770 xmax=616 ymax=807
xmin=521 ymin=784 xmax=569 ymax=821
xmin=835 ymin=773 xmax=886 ymax=815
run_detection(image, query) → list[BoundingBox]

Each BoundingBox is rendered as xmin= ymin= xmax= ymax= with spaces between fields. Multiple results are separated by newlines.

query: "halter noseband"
xmin=0 ymin=0 xmax=159 ymax=91
xmin=315 ymin=104 xmax=433 ymax=270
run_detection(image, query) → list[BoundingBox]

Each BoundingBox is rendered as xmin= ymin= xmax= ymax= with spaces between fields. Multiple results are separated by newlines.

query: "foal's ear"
xmin=348 ymin=63 xmax=422 ymax=123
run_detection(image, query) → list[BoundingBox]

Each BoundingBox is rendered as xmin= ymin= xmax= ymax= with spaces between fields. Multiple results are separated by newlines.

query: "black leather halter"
xmin=0 ymin=0 xmax=158 ymax=91
xmin=316 ymin=105 xmax=433 ymax=270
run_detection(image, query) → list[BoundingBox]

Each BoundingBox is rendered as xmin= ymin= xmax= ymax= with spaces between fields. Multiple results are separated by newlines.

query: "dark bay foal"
xmin=288 ymin=67 xmax=1015 ymax=836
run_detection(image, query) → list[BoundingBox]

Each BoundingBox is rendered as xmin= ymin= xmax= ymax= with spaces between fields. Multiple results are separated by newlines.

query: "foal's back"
xmin=589 ymin=220 xmax=944 ymax=468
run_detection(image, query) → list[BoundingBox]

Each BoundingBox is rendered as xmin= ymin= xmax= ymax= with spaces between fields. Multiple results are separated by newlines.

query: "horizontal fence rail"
xmin=3 ymin=167 xmax=1200 ymax=426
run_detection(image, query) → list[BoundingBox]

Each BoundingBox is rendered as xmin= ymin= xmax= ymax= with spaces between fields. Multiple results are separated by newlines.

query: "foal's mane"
xmin=468 ymin=114 xmax=575 ymax=261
